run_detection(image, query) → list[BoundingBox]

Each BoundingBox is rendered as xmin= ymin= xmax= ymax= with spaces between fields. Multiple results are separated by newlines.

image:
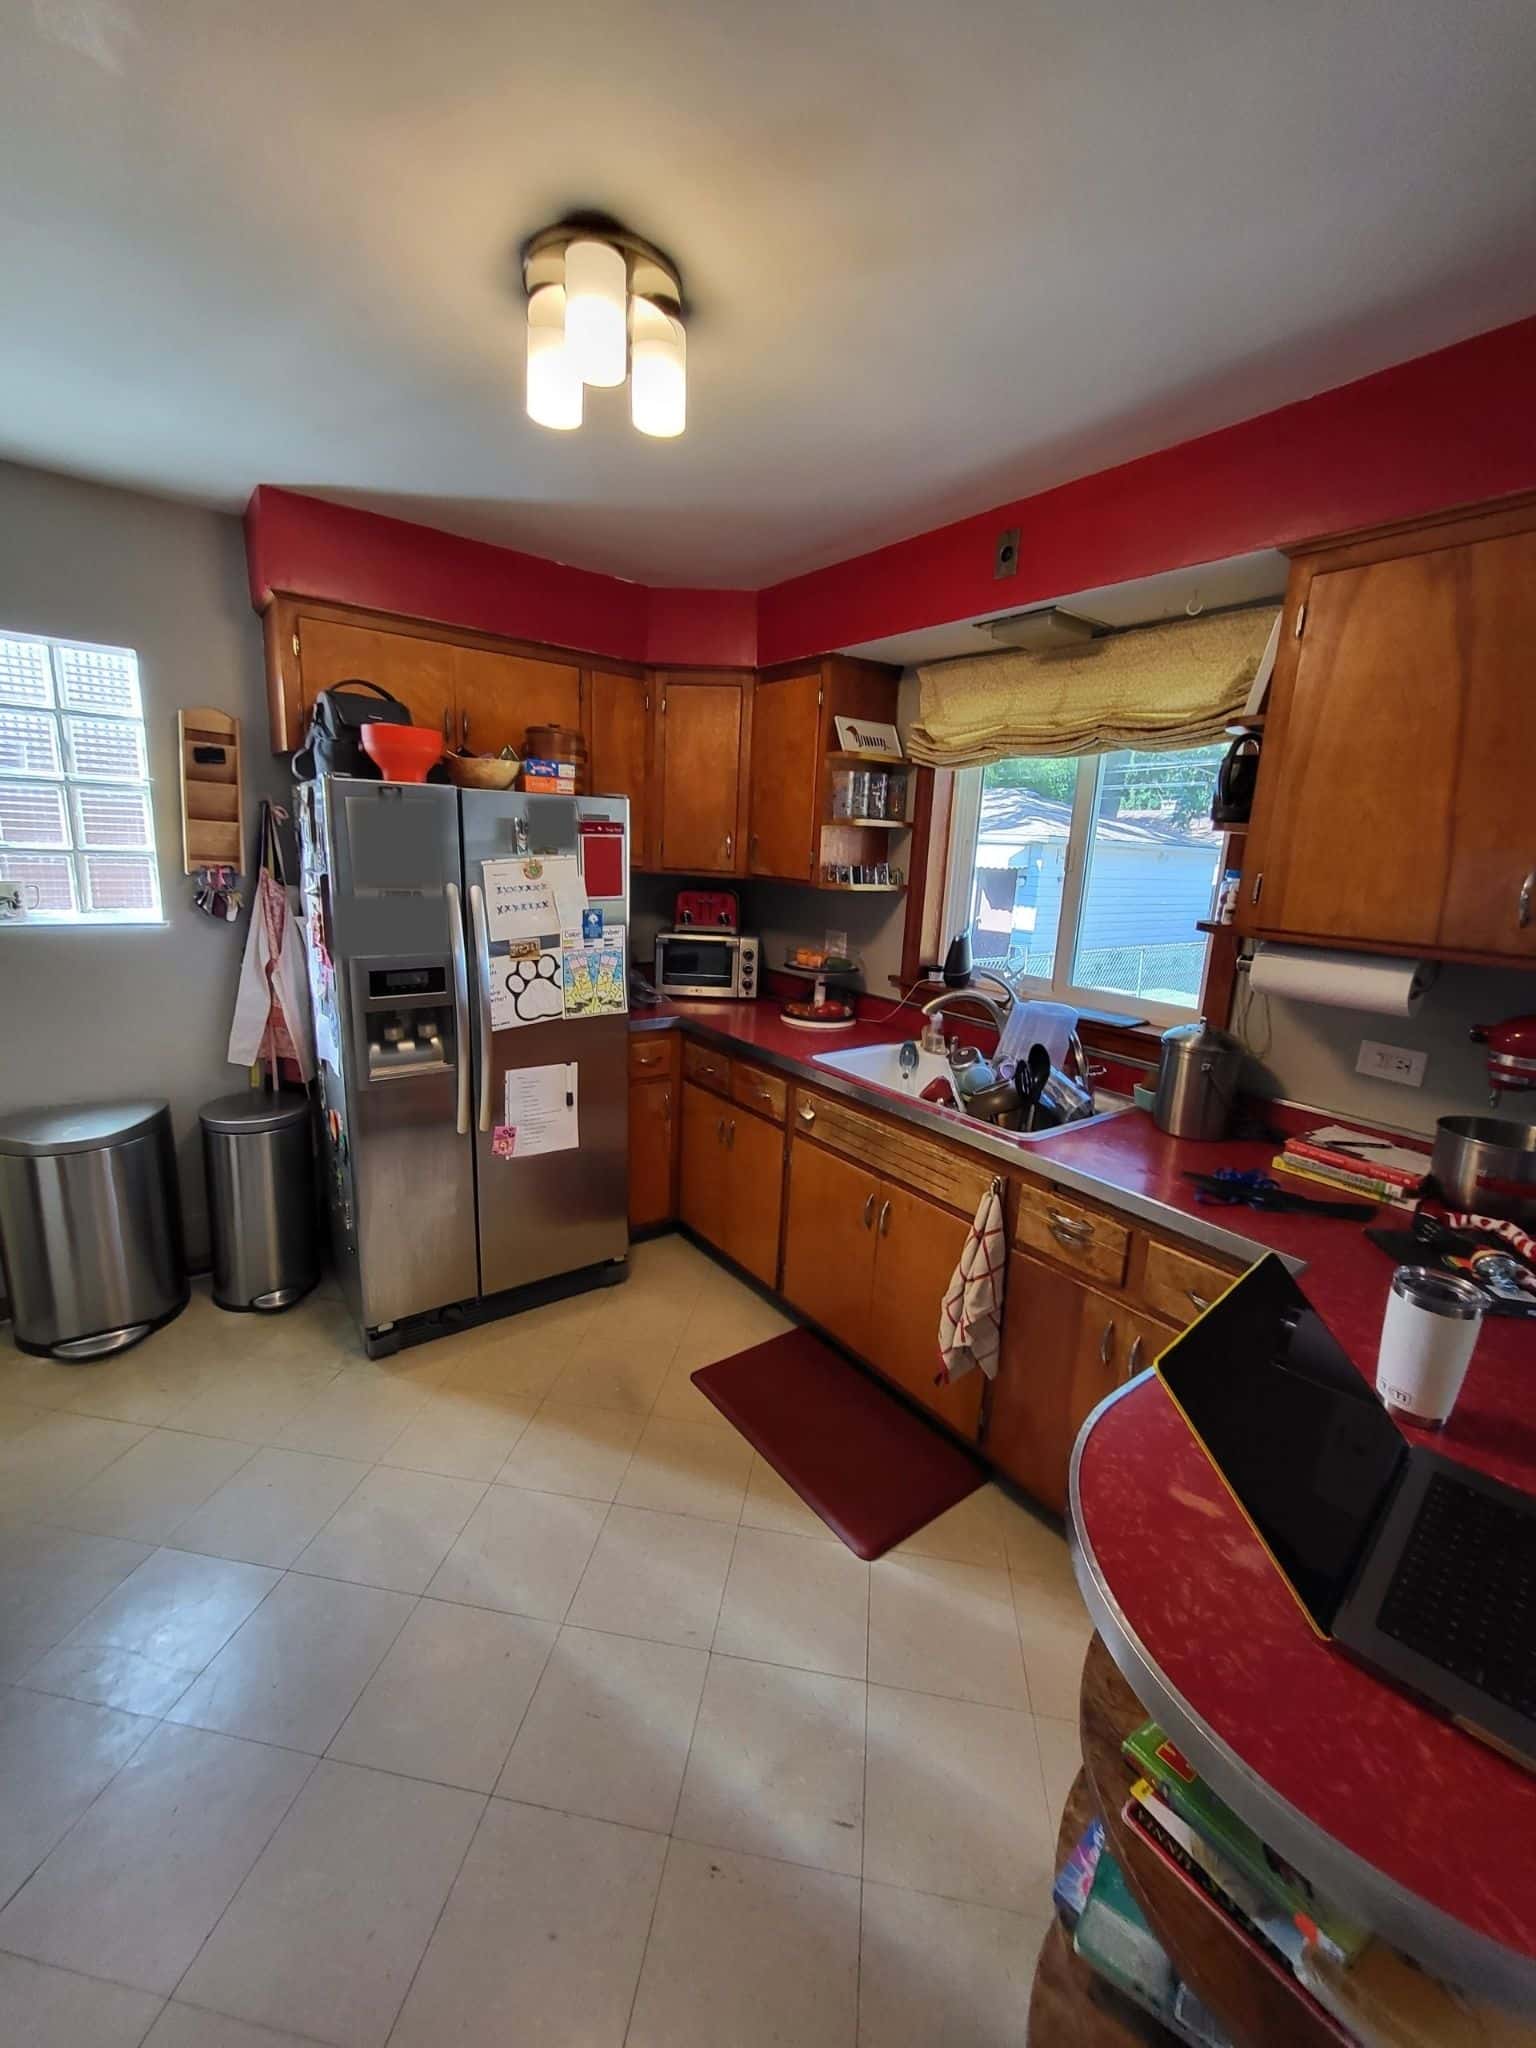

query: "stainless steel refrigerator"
xmin=296 ymin=776 xmax=630 ymax=1355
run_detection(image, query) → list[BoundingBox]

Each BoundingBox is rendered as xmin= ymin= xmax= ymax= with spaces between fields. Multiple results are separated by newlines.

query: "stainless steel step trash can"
xmin=0 ymin=1100 xmax=187 ymax=1360
xmin=200 ymin=1091 xmax=319 ymax=1311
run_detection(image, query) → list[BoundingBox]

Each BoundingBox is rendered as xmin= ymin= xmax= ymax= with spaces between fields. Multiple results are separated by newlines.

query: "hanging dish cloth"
xmin=998 ymin=997 xmax=1078 ymax=1071
xmin=936 ymin=1179 xmax=1007 ymax=1385
xmin=228 ymin=801 xmax=315 ymax=1086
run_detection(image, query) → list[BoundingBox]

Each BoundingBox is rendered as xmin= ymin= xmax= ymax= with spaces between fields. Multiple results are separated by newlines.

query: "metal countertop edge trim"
xmin=632 ymin=1013 xmax=1300 ymax=1275
xmin=1066 ymin=1379 xmax=1536 ymax=2016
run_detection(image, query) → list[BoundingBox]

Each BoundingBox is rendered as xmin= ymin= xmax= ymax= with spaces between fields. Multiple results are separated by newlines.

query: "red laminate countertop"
xmin=638 ymin=998 xmax=1536 ymax=1995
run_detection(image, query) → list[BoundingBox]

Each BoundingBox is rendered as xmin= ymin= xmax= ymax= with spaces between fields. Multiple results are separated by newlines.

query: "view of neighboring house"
xmin=967 ymin=775 xmax=1222 ymax=1006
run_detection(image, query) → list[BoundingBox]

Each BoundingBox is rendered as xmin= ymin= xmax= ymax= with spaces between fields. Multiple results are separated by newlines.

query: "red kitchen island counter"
xmin=1070 ymin=1365 xmax=1536 ymax=2017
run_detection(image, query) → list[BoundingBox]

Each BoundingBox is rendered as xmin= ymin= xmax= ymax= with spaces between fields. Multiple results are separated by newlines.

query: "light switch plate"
xmin=1356 ymin=1039 xmax=1427 ymax=1087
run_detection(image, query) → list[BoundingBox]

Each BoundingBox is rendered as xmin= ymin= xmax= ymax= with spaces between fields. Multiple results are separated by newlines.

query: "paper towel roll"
xmin=1248 ymin=943 xmax=1434 ymax=1016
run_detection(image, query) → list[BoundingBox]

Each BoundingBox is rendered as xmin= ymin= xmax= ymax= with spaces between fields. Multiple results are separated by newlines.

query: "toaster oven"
xmin=653 ymin=930 xmax=760 ymax=1000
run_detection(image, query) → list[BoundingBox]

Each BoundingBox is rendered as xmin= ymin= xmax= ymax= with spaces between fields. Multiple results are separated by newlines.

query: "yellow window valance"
xmin=908 ymin=608 xmax=1279 ymax=767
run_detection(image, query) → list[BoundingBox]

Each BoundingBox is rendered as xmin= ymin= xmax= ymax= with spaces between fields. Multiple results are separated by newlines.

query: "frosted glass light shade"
xmin=564 ymin=238 xmax=627 ymax=387
xmin=525 ymin=286 xmax=582 ymax=430
xmin=630 ymin=295 xmax=686 ymax=438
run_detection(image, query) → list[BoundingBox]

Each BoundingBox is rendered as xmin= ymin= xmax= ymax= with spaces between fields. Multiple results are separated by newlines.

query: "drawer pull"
xmin=862 ymin=1192 xmax=876 ymax=1230
xmin=798 ymin=1103 xmax=817 ymax=1124
xmin=1128 ymin=1335 xmax=1144 ymax=1377
xmin=877 ymin=1198 xmax=891 ymax=1236
xmin=1187 ymin=1289 xmax=1211 ymax=1312
xmin=1520 ymin=867 xmax=1535 ymax=929
xmin=1098 ymin=1320 xmax=1115 ymax=1366
xmin=1047 ymin=1210 xmax=1093 ymax=1243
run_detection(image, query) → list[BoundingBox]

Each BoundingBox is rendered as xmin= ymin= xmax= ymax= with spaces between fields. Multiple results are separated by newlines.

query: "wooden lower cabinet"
xmin=866 ymin=1184 xmax=983 ymax=1440
xmin=781 ymin=1138 xmax=880 ymax=1355
xmin=628 ymin=1079 xmax=676 ymax=1230
xmin=782 ymin=1138 xmax=983 ymax=1442
xmin=678 ymin=1082 xmax=784 ymax=1288
xmin=987 ymin=1254 xmax=1176 ymax=1512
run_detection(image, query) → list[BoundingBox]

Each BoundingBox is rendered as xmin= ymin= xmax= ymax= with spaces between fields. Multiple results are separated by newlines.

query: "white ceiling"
xmin=3 ymin=0 xmax=1534 ymax=589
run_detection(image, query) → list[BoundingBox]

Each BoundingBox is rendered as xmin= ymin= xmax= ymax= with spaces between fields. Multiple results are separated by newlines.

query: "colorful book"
xmin=1270 ymin=1154 xmax=1407 ymax=1206
xmin=1052 ymin=1816 xmax=1105 ymax=1931
xmin=1074 ymin=1843 xmax=1237 ymax=2048
xmin=1284 ymin=1125 xmax=1428 ymax=1191
xmin=1122 ymin=1798 xmax=1352 ymax=2041
xmin=1123 ymin=1724 xmax=1371 ymax=1962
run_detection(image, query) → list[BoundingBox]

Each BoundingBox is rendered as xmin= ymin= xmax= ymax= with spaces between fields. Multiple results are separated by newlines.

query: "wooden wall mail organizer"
xmin=178 ymin=707 xmax=246 ymax=874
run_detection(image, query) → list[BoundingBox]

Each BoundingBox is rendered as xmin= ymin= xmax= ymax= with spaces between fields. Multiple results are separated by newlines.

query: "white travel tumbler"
xmin=1375 ymin=1266 xmax=1486 ymax=1427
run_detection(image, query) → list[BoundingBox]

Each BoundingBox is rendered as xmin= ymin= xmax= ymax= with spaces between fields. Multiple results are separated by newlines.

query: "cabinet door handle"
xmin=662 ymin=1088 xmax=671 ymax=1121
xmin=798 ymin=1103 xmax=817 ymax=1124
xmin=1047 ymin=1209 xmax=1093 ymax=1243
xmin=442 ymin=708 xmax=453 ymax=742
xmin=461 ymin=709 xmax=470 ymax=748
xmin=1520 ymin=867 xmax=1535 ymax=929
xmin=750 ymin=832 xmax=760 ymax=866
xmin=1128 ymin=1335 xmax=1144 ymax=1379
xmin=726 ymin=1119 xmax=736 ymax=1150
xmin=724 ymin=833 xmax=734 ymax=864
xmin=1187 ymin=1289 xmax=1211 ymax=1313
xmin=1251 ymin=870 xmax=1265 ymax=906
xmin=716 ymin=1117 xmax=725 ymax=1145
xmin=862 ymin=1192 xmax=876 ymax=1229
xmin=1099 ymin=1320 xmax=1116 ymax=1367
xmin=877 ymin=1198 xmax=891 ymax=1236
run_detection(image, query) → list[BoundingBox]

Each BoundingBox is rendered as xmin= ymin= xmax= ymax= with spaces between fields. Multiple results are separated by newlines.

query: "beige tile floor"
xmin=0 ymin=1232 xmax=1092 ymax=2047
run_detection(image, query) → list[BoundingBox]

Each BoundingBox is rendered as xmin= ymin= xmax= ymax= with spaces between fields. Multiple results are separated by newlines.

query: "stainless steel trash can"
xmin=200 ymin=1091 xmax=319 ymax=1312
xmin=0 ymin=1100 xmax=187 ymax=1360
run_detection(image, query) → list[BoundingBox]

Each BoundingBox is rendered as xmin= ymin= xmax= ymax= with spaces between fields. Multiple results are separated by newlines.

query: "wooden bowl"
xmin=444 ymin=752 xmax=519 ymax=790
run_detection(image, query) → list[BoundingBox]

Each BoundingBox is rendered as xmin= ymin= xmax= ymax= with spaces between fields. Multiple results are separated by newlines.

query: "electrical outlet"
xmin=1356 ymin=1039 xmax=1427 ymax=1087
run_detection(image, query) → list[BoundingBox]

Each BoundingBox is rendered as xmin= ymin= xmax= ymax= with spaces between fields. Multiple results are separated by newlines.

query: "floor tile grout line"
xmin=370 ymin=1786 xmax=493 ymax=2048
xmin=620 ymin=1826 xmax=678 ymax=2048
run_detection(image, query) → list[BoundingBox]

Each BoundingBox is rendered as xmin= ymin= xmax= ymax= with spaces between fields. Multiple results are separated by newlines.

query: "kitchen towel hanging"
xmin=228 ymin=801 xmax=315 ymax=1085
xmin=909 ymin=608 xmax=1278 ymax=767
xmin=936 ymin=1179 xmax=1007 ymax=1385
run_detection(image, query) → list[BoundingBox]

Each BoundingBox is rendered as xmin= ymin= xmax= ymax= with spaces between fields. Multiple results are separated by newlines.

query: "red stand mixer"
xmin=1470 ymin=1013 xmax=1536 ymax=1102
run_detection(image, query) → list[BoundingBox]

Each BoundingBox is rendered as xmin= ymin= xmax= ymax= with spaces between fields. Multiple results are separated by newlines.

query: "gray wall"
xmin=1239 ymin=963 xmax=1536 ymax=1138
xmin=0 ymin=461 xmax=288 ymax=1262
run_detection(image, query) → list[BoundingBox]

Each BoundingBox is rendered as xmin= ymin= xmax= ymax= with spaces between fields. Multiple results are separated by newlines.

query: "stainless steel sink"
xmin=809 ymin=1042 xmax=1135 ymax=1143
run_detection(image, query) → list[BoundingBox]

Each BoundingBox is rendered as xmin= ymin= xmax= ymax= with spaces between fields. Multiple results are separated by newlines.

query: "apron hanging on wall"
xmin=227 ymin=800 xmax=315 ymax=1087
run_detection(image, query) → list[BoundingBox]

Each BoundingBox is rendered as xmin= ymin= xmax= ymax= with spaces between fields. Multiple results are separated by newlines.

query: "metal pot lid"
xmin=0 ymin=1100 xmax=169 ymax=1157
xmin=1159 ymin=1019 xmax=1242 ymax=1057
xmin=199 ymin=1090 xmax=311 ymax=1134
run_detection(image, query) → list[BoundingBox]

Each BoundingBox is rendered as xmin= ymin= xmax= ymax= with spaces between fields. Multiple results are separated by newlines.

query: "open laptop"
xmin=1155 ymin=1254 xmax=1536 ymax=1769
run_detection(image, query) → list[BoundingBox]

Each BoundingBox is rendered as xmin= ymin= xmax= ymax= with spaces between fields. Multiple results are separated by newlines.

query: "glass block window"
xmin=0 ymin=631 xmax=161 ymax=925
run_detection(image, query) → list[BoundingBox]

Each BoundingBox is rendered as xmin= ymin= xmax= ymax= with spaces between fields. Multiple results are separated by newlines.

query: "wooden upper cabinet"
xmin=1439 ymin=526 xmax=1536 ymax=957
xmin=1241 ymin=503 xmax=1536 ymax=964
xmin=451 ymin=647 xmax=580 ymax=759
xmin=748 ymin=670 xmax=823 ymax=880
xmin=587 ymin=670 xmax=653 ymax=866
xmin=656 ymin=672 xmax=751 ymax=874
xmin=292 ymin=615 xmax=456 ymax=741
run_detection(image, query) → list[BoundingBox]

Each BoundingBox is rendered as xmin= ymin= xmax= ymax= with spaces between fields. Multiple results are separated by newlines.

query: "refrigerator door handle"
xmin=445 ymin=881 xmax=471 ymax=1137
xmin=468 ymin=881 xmax=495 ymax=1133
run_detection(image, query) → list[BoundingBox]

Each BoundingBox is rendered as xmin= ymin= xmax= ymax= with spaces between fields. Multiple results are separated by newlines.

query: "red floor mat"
xmin=693 ymin=1329 xmax=986 ymax=1560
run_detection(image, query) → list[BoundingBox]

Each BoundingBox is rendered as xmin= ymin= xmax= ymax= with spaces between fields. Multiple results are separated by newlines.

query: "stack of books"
xmin=1270 ymin=1123 xmax=1428 ymax=1208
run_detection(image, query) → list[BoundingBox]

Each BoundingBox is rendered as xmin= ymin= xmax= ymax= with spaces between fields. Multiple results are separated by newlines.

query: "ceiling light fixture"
xmin=522 ymin=223 xmax=686 ymax=438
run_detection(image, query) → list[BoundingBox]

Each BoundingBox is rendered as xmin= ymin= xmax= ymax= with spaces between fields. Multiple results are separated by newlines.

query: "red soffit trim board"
xmin=247 ymin=313 xmax=1536 ymax=670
